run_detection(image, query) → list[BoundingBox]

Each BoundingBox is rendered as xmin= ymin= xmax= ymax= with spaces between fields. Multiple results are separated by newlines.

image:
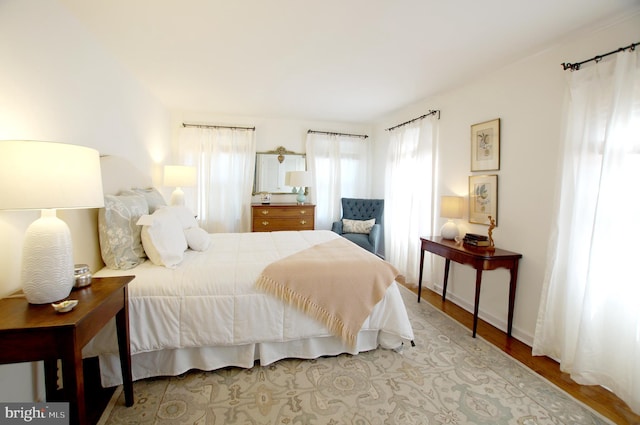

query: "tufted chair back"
xmin=331 ymin=198 xmax=385 ymax=257
xmin=341 ymin=198 xmax=384 ymax=224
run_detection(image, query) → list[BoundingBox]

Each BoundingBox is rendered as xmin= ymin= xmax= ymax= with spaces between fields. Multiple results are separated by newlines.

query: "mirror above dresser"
xmin=253 ymin=146 xmax=306 ymax=194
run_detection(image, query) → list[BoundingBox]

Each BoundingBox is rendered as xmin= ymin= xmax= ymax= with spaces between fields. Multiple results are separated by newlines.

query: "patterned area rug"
xmin=98 ymin=286 xmax=612 ymax=424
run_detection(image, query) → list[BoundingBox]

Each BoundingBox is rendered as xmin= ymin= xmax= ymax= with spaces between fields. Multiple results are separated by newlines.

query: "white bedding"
xmin=86 ymin=230 xmax=414 ymax=387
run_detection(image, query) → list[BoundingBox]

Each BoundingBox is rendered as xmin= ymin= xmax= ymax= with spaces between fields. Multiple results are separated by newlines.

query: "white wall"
xmin=0 ymin=0 xmax=170 ymax=402
xmin=373 ymin=11 xmax=640 ymax=345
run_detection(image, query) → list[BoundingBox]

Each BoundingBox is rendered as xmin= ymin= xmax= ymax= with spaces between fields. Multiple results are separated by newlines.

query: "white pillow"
xmin=141 ymin=208 xmax=188 ymax=268
xmin=156 ymin=205 xmax=198 ymax=229
xmin=185 ymin=226 xmax=211 ymax=251
xmin=342 ymin=218 xmax=376 ymax=234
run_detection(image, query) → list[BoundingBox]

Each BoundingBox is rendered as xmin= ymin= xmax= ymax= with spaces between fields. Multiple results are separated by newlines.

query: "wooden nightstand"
xmin=0 ymin=276 xmax=135 ymax=425
xmin=252 ymin=203 xmax=315 ymax=231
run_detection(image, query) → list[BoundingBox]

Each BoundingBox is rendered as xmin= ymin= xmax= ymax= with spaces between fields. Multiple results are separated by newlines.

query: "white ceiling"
xmin=59 ymin=0 xmax=638 ymax=123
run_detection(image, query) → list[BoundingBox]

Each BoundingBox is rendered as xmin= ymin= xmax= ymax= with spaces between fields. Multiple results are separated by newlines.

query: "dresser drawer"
xmin=252 ymin=217 xmax=314 ymax=232
xmin=253 ymin=206 xmax=314 ymax=218
xmin=251 ymin=204 xmax=315 ymax=232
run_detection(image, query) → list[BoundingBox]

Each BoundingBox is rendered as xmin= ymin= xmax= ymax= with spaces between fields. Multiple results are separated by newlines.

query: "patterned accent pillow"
xmin=98 ymin=194 xmax=149 ymax=269
xmin=342 ymin=218 xmax=376 ymax=234
xmin=122 ymin=187 xmax=167 ymax=213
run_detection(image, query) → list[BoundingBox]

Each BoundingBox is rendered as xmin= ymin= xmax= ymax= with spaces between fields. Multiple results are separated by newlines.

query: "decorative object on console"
xmin=440 ymin=196 xmax=463 ymax=240
xmin=286 ymin=171 xmax=312 ymax=204
xmin=0 ymin=140 xmax=104 ymax=304
xmin=164 ymin=165 xmax=197 ymax=206
xmin=487 ymin=215 xmax=496 ymax=248
xmin=470 ymin=118 xmax=500 ymax=171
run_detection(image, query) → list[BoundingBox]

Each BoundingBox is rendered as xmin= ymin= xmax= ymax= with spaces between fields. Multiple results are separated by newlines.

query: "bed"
xmin=82 ymin=156 xmax=414 ymax=388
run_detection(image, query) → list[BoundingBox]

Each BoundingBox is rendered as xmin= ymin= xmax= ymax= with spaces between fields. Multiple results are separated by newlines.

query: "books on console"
xmin=463 ymin=233 xmax=490 ymax=247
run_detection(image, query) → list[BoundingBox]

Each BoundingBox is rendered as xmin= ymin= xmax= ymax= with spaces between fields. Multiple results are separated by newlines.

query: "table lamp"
xmin=0 ymin=141 xmax=104 ymax=304
xmin=285 ymin=171 xmax=312 ymax=204
xmin=164 ymin=165 xmax=197 ymax=206
xmin=440 ymin=195 xmax=463 ymax=240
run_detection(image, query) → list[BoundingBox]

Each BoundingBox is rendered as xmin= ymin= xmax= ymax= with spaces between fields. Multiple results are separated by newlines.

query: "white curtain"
xmin=384 ymin=117 xmax=437 ymax=283
xmin=305 ymin=132 xmax=371 ymax=230
xmin=533 ymin=49 xmax=640 ymax=414
xmin=178 ymin=126 xmax=256 ymax=233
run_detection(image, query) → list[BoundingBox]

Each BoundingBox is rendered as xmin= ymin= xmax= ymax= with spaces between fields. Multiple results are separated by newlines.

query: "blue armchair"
xmin=332 ymin=198 xmax=384 ymax=257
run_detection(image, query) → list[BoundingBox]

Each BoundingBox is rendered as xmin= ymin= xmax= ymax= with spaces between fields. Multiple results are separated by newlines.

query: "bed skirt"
xmin=96 ymin=329 xmax=407 ymax=387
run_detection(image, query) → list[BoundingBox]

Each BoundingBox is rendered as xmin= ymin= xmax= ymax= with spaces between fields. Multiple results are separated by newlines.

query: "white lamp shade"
xmin=164 ymin=165 xmax=197 ymax=188
xmin=0 ymin=141 xmax=104 ymax=210
xmin=440 ymin=196 xmax=463 ymax=219
xmin=0 ymin=140 xmax=104 ymax=304
xmin=285 ymin=170 xmax=311 ymax=188
xmin=440 ymin=196 xmax=463 ymax=240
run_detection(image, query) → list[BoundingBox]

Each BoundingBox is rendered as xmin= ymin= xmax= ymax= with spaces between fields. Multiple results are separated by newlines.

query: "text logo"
xmin=1 ymin=403 xmax=68 ymax=424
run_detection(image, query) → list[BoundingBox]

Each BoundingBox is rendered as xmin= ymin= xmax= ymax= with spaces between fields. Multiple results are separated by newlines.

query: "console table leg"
xmin=473 ymin=270 xmax=483 ymax=338
xmin=442 ymin=259 xmax=451 ymax=301
xmin=418 ymin=248 xmax=425 ymax=303
xmin=507 ymin=261 xmax=520 ymax=337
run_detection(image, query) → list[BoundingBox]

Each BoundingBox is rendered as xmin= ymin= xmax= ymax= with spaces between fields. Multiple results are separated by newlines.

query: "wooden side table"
xmin=0 ymin=276 xmax=135 ymax=425
xmin=418 ymin=236 xmax=522 ymax=338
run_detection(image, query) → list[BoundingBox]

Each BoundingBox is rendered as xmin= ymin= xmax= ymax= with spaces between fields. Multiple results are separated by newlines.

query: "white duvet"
xmin=86 ymin=230 xmax=414 ymax=386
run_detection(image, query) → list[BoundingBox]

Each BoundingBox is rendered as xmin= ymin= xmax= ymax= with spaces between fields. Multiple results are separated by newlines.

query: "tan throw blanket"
xmin=255 ymin=237 xmax=400 ymax=347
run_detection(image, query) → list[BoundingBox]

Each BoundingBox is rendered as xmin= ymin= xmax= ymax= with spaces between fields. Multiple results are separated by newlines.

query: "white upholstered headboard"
xmin=100 ymin=155 xmax=152 ymax=196
xmin=64 ymin=155 xmax=153 ymax=273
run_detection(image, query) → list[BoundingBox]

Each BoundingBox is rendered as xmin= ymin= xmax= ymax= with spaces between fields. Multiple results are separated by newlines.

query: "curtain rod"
xmin=183 ymin=123 xmax=255 ymax=131
xmin=386 ymin=110 xmax=440 ymax=132
xmin=307 ymin=130 xmax=368 ymax=139
xmin=561 ymin=41 xmax=639 ymax=71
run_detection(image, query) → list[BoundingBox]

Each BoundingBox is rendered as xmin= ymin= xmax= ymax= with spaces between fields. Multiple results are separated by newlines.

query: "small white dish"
xmin=52 ymin=299 xmax=78 ymax=313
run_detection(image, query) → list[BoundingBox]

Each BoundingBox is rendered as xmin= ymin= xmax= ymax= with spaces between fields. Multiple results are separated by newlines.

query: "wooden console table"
xmin=418 ymin=236 xmax=522 ymax=338
xmin=0 ymin=276 xmax=135 ymax=425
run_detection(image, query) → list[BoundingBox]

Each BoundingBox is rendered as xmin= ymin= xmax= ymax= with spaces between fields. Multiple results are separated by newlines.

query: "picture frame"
xmin=470 ymin=118 xmax=500 ymax=171
xmin=469 ymin=174 xmax=498 ymax=225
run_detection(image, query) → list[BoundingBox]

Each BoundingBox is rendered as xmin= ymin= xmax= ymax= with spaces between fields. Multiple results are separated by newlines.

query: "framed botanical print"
xmin=470 ymin=118 xmax=500 ymax=171
xmin=469 ymin=174 xmax=498 ymax=225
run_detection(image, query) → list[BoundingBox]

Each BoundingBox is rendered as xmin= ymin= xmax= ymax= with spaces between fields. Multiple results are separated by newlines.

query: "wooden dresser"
xmin=252 ymin=203 xmax=315 ymax=232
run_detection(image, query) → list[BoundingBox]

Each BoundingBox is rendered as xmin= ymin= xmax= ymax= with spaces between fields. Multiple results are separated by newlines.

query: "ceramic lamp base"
xmin=170 ymin=187 xmax=185 ymax=206
xmin=440 ymin=220 xmax=459 ymax=240
xmin=21 ymin=209 xmax=74 ymax=304
xmin=296 ymin=188 xmax=307 ymax=204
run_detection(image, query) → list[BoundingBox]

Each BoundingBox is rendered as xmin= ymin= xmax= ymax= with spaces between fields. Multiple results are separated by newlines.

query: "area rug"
xmin=98 ymin=285 xmax=612 ymax=424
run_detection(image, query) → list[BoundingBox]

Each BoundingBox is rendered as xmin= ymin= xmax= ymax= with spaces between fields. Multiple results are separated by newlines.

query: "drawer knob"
xmin=261 ymin=221 xmax=269 ymax=226
xmin=299 ymin=210 xmax=306 ymax=215
xmin=300 ymin=220 xmax=307 ymax=225
xmin=261 ymin=210 xmax=269 ymax=215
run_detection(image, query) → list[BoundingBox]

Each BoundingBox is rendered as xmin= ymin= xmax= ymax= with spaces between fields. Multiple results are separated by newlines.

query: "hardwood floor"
xmin=407 ymin=284 xmax=639 ymax=425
